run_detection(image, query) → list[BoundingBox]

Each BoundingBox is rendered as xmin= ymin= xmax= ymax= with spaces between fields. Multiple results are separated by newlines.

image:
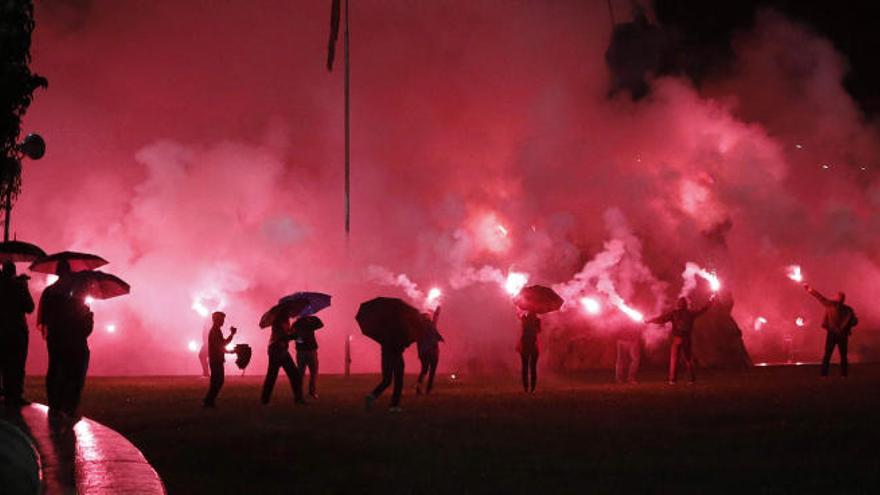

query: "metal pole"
xmin=344 ymin=335 xmax=351 ymax=377
xmin=3 ymin=190 xmax=11 ymax=242
xmin=344 ymin=0 xmax=351 ymax=240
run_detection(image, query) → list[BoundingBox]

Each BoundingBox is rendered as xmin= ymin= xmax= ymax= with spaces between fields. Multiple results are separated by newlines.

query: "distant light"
xmin=580 ymin=297 xmax=601 ymax=315
xmin=821 ymin=164 xmax=830 ymax=169
xmin=756 ymin=362 xmax=769 ymax=367
xmin=106 ymin=324 xmax=116 ymax=333
xmin=794 ymin=144 xmax=803 ymax=149
xmin=754 ymin=317 xmax=768 ymax=331
xmin=187 ymin=340 xmax=199 ymax=352
xmin=860 ymin=166 xmax=867 ymax=171
xmin=497 ymin=224 xmax=509 ymax=237
xmin=795 ymin=317 xmax=805 ymax=327
xmin=450 ymin=373 xmax=457 ymax=380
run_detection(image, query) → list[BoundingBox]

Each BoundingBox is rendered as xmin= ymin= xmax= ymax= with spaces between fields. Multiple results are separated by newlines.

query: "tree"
xmin=1 ymin=0 xmax=47 ymax=206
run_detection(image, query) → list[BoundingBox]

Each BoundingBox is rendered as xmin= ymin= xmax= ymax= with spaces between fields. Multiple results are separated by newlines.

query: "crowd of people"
xmin=0 ymin=259 xmax=861 ymax=417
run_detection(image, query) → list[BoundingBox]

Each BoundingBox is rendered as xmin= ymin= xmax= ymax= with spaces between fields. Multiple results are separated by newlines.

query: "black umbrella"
xmin=233 ymin=344 xmax=252 ymax=371
xmin=293 ymin=315 xmax=324 ymax=333
xmin=515 ymin=285 xmax=563 ymax=314
xmin=279 ymin=291 xmax=332 ymax=317
xmin=356 ymin=297 xmax=429 ymax=349
xmin=30 ymin=251 xmax=108 ymax=274
xmin=259 ymin=298 xmax=309 ymax=328
xmin=69 ymin=270 xmax=130 ymax=300
xmin=0 ymin=240 xmax=46 ymax=263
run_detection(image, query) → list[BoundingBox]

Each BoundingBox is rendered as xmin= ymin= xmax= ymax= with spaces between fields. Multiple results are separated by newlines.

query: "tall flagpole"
xmin=344 ymin=0 xmax=351 ymax=241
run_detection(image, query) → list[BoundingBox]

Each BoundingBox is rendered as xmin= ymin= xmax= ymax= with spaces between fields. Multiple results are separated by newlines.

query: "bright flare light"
xmin=754 ymin=316 xmax=768 ymax=331
xmin=225 ymin=343 xmax=235 ymax=352
xmin=580 ymin=297 xmax=601 ymax=315
xmin=426 ymin=287 xmax=442 ymax=306
xmin=45 ymin=274 xmax=59 ymax=288
xmin=786 ymin=265 xmax=803 ymax=283
xmin=795 ymin=317 xmax=805 ymax=327
xmin=84 ymin=296 xmax=95 ymax=306
xmin=187 ymin=340 xmax=199 ymax=352
xmin=615 ymin=301 xmax=644 ymax=322
xmin=696 ymin=269 xmax=721 ymax=292
xmin=106 ymin=324 xmax=116 ymax=333
xmin=504 ymin=271 xmax=528 ymax=296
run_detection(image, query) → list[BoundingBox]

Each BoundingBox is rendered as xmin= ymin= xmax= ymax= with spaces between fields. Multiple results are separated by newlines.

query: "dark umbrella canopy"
xmin=30 ymin=251 xmax=108 ymax=274
xmin=233 ymin=344 xmax=252 ymax=370
xmin=356 ymin=297 xmax=428 ymax=349
xmin=0 ymin=240 xmax=46 ymax=263
xmin=259 ymin=298 xmax=309 ymax=328
xmin=514 ymin=285 xmax=563 ymax=314
xmin=69 ymin=270 xmax=130 ymax=300
xmin=279 ymin=292 xmax=332 ymax=317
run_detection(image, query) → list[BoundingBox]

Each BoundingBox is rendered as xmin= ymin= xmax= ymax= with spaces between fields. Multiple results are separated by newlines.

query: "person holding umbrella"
xmin=513 ymin=285 xmax=563 ymax=394
xmin=203 ymin=311 xmax=237 ymax=408
xmin=0 ymin=261 xmax=35 ymax=407
xmin=261 ymin=302 xmax=306 ymax=405
xmin=357 ymin=297 xmax=428 ymax=413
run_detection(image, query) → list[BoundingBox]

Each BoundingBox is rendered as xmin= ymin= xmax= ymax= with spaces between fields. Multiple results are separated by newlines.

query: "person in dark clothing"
xmin=518 ymin=311 xmax=541 ymax=393
xmin=416 ymin=307 xmax=444 ymax=395
xmin=615 ymin=324 xmax=641 ymax=384
xmin=293 ymin=315 xmax=323 ymax=399
xmin=804 ymin=284 xmax=858 ymax=377
xmin=38 ymin=260 xmax=94 ymax=417
xmin=203 ymin=311 xmax=236 ymax=407
xmin=365 ymin=342 xmax=406 ymax=412
xmin=261 ymin=306 xmax=305 ymax=405
xmin=648 ymin=296 xmax=714 ymax=384
xmin=198 ymin=324 xmax=210 ymax=378
xmin=0 ymin=261 xmax=35 ymax=407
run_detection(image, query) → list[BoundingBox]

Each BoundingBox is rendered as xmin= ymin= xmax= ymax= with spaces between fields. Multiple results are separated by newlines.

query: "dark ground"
xmin=23 ymin=365 xmax=880 ymax=494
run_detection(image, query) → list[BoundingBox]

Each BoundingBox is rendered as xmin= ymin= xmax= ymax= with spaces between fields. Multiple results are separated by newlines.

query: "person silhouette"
xmin=261 ymin=306 xmax=305 ymax=405
xmin=202 ymin=311 xmax=236 ymax=408
xmin=0 ymin=261 xmax=35 ymax=407
xmin=517 ymin=311 xmax=541 ymax=393
xmin=804 ymin=284 xmax=858 ymax=377
xmin=648 ymin=296 xmax=714 ymax=384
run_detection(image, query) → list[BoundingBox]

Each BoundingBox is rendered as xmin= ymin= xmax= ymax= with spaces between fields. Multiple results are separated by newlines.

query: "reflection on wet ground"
xmin=2 ymin=404 xmax=164 ymax=494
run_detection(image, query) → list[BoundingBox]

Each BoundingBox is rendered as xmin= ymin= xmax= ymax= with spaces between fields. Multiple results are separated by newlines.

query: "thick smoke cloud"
xmin=15 ymin=1 xmax=879 ymax=375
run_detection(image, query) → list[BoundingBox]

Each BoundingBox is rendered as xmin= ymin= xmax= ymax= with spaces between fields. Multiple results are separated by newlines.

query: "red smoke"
xmin=14 ymin=1 xmax=879 ymax=375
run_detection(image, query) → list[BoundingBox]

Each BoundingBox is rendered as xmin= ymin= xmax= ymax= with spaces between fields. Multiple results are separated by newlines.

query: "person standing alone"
xmin=804 ymin=284 xmax=858 ymax=377
xmin=203 ymin=311 xmax=236 ymax=408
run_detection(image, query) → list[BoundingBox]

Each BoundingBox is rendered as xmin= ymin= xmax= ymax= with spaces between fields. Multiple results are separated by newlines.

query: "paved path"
xmin=1 ymin=404 xmax=165 ymax=494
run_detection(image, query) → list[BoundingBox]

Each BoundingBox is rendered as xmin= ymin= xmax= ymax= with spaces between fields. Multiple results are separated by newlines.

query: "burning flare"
xmin=786 ymin=265 xmax=803 ymax=283
xmin=754 ymin=316 xmax=768 ymax=331
xmin=504 ymin=271 xmax=529 ymax=296
xmin=580 ymin=297 xmax=601 ymax=315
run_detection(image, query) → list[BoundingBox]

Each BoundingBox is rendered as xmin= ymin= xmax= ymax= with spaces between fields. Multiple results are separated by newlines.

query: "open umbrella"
xmin=515 ymin=285 xmax=563 ymax=314
xmin=233 ymin=344 xmax=252 ymax=371
xmin=356 ymin=297 xmax=429 ymax=349
xmin=279 ymin=292 xmax=332 ymax=317
xmin=69 ymin=270 xmax=130 ymax=300
xmin=29 ymin=251 xmax=108 ymax=274
xmin=0 ymin=240 xmax=46 ymax=263
xmin=259 ymin=298 xmax=309 ymax=328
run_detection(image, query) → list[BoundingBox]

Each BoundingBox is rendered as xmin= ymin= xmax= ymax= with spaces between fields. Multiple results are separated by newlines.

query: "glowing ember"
xmin=106 ymin=324 xmax=116 ymax=333
xmin=795 ymin=317 xmax=805 ymax=327
xmin=786 ymin=265 xmax=803 ymax=283
xmin=504 ymin=271 xmax=528 ymax=296
xmin=187 ymin=340 xmax=199 ymax=352
xmin=580 ymin=297 xmax=601 ymax=315
xmin=496 ymin=224 xmax=509 ymax=237
xmin=450 ymin=373 xmax=457 ymax=380
xmin=754 ymin=316 xmax=768 ymax=331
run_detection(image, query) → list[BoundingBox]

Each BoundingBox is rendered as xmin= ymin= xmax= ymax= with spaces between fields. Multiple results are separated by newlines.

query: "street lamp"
xmin=4 ymin=132 xmax=45 ymax=241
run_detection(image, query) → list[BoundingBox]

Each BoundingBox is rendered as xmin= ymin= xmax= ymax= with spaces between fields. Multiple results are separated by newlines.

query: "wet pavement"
xmin=1 ymin=404 xmax=165 ymax=494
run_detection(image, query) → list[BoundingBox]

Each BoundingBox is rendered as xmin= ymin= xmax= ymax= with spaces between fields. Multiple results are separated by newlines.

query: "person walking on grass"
xmin=293 ymin=315 xmax=323 ymax=400
xmin=365 ymin=340 xmax=406 ymax=413
xmin=647 ymin=295 xmax=714 ymax=384
xmin=804 ymin=284 xmax=858 ymax=377
xmin=416 ymin=306 xmax=444 ymax=395
xmin=261 ymin=306 xmax=305 ymax=405
xmin=518 ymin=311 xmax=541 ymax=393
xmin=203 ymin=311 xmax=236 ymax=408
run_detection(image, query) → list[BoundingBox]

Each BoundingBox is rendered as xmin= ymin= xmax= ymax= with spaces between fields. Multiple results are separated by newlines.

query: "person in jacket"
xmin=0 ymin=261 xmax=35 ymax=407
xmin=804 ymin=284 xmax=858 ymax=377
xmin=518 ymin=311 xmax=541 ymax=393
xmin=293 ymin=315 xmax=323 ymax=399
xmin=647 ymin=296 xmax=714 ymax=384
xmin=203 ymin=311 xmax=237 ymax=408
xmin=261 ymin=306 xmax=305 ymax=405
xmin=416 ymin=306 xmax=444 ymax=395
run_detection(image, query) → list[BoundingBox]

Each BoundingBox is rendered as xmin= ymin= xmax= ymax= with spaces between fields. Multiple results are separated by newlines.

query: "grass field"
xmin=23 ymin=365 xmax=880 ymax=494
